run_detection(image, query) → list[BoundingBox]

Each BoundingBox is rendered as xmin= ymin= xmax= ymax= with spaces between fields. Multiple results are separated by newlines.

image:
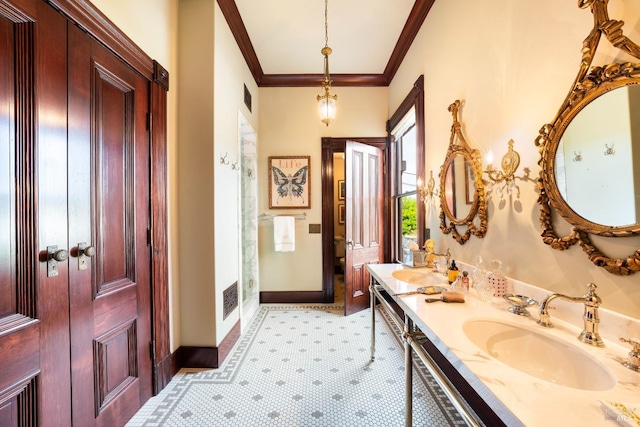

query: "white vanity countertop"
xmin=368 ymin=263 xmax=640 ymax=427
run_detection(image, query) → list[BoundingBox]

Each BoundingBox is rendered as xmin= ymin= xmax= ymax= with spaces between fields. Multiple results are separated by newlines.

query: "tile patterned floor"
xmin=127 ymin=303 xmax=464 ymax=426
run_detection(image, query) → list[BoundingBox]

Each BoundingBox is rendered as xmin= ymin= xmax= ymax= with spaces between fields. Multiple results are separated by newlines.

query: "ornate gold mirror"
xmin=440 ymin=100 xmax=487 ymax=244
xmin=536 ymin=0 xmax=640 ymax=274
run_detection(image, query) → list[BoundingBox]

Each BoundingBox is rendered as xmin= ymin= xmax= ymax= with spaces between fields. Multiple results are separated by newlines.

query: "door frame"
xmin=46 ymin=0 xmax=172 ymax=393
xmin=321 ymin=137 xmax=389 ymax=304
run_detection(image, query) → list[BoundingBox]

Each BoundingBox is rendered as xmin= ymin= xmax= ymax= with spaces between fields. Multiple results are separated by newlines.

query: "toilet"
xmin=334 ymin=236 xmax=345 ymax=273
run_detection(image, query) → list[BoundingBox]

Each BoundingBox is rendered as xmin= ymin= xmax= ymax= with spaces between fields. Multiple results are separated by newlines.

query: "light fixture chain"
xmin=324 ymin=0 xmax=329 ymax=48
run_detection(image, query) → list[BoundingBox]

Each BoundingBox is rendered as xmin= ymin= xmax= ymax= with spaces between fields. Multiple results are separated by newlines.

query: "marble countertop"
xmin=368 ymin=263 xmax=640 ymax=427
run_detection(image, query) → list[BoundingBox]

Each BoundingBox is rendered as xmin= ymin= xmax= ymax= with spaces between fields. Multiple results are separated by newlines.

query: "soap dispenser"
xmin=448 ymin=260 xmax=459 ymax=284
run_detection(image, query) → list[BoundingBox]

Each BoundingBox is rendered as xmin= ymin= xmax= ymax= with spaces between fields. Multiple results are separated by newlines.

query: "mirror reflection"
xmin=555 ymin=85 xmax=640 ymax=227
xmin=444 ymin=154 xmax=473 ymax=221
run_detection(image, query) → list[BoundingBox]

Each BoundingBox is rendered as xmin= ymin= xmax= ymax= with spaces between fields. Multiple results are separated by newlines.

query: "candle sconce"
xmin=417 ymin=170 xmax=439 ymax=203
xmin=483 ymin=139 xmax=532 ymax=199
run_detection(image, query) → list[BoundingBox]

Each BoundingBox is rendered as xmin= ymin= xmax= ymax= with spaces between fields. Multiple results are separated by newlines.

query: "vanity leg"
xmin=369 ymin=277 xmax=376 ymax=362
xmin=404 ymin=314 xmax=413 ymax=427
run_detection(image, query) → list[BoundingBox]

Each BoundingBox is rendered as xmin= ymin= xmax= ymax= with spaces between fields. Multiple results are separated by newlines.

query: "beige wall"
xmin=389 ymin=0 xmax=640 ymax=318
xmin=258 ymin=87 xmax=387 ymax=292
xmin=87 ymin=0 xmax=639 ymax=352
xmin=213 ymin=1 xmax=259 ymax=341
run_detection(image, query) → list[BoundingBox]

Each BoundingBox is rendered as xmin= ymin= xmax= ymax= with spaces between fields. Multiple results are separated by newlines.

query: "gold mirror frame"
xmin=439 ymin=100 xmax=488 ymax=244
xmin=536 ymin=0 xmax=640 ymax=275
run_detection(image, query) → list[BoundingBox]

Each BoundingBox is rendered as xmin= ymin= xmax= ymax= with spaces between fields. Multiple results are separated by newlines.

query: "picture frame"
xmin=268 ymin=155 xmax=311 ymax=208
xmin=338 ymin=180 xmax=345 ymax=200
xmin=338 ymin=204 xmax=345 ymax=224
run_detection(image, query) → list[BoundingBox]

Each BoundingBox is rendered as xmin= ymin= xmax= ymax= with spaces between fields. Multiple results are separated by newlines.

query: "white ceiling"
xmin=234 ymin=0 xmax=416 ymax=75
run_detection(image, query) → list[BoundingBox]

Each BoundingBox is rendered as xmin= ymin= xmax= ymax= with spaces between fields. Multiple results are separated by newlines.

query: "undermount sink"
xmin=463 ymin=319 xmax=616 ymax=391
xmin=391 ymin=269 xmax=445 ymax=285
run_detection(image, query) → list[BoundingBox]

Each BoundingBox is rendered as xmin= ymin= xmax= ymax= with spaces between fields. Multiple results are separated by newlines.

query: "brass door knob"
xmin=52 ymin=249 xmax=69 ymax=262
xmin=80 ymin=245 xmax=96 ymax=257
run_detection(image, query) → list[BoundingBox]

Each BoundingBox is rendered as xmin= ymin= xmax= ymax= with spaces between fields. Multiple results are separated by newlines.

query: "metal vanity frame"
xmin=368 ymin=274 xmax=483 ymax=427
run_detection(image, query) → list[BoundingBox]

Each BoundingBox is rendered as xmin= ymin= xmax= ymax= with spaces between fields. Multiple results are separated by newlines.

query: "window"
xmin=393 ymin=113 xmax=417 ymax=264
xmin=387 ymin=76 xmax=425 ymax=264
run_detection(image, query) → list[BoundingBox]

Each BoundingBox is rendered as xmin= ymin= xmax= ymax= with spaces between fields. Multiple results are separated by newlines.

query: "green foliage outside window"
xmin=402 ymin=197 xmax=417 ymax=236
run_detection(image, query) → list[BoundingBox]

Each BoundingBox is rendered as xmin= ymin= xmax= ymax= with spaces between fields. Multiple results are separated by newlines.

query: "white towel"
xmin=273 ymin=216 xmax=295 ymax=252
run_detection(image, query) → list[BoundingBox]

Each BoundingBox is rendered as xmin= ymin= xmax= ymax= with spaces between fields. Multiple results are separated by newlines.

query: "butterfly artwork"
xmin=268 ymin=156 xmax=310 ymax=208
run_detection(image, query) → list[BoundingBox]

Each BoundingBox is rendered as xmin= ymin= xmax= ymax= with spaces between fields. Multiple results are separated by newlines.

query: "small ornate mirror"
xmin=536 ymin=0 xmax=640 ymax=275
xmin=439 ymin=100 xmax=487 ymax=244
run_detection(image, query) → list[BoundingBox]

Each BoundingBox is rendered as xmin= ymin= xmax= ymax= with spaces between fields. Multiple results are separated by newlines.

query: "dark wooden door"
xmin=344 ymin=141 xmax=384 ymax=316
xmin=0 ymin=2 xmax=73 ymax=425
xmin=67 ymin=23 xmax=153 ymax=426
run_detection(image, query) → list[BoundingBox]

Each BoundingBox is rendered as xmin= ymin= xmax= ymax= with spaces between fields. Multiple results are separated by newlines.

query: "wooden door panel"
xmin=0 ymin=2 xmax=70 ymax=425
xmin=345 ymin=142 xmax=384 ymax=315
xmin=0 ymin=12 xmax=13 ymax=318
xmin=68 ymin=23 xmax=151 ymax=426
xmin=366 ymin=154 xmax=381 ymax=245
xmin=93 ymin=66 xmax=137 ymax=297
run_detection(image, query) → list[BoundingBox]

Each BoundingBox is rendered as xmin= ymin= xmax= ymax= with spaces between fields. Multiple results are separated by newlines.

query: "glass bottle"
xmin=448 ymin=259 xmax=459 ymax=284
xmin=487 ymin=259 xmax=509 ymax=297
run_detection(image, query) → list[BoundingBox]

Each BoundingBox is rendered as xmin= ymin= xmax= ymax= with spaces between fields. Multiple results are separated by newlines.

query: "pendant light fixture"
xmin=317 ymin=0 xmax=337 ymax=126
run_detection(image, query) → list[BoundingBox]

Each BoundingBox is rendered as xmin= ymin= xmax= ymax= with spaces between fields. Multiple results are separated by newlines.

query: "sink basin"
xmin=391 ymin=269 xmax=445 ymax=285
xmin=463 ymin=319 xmax=616 ymax=391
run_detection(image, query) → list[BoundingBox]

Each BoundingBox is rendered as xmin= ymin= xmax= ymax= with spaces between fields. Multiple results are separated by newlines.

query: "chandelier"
xmin=317 ymin=0 xmax=337 ymax=126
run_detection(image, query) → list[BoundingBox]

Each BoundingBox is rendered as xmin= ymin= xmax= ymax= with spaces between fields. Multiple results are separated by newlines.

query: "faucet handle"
xmin=619 ymin=337 xmax=640 ymax=372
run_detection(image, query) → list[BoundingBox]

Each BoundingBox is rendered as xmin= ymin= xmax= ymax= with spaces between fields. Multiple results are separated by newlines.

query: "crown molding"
xmin=217 ymin=0 xmax=434 ymax=88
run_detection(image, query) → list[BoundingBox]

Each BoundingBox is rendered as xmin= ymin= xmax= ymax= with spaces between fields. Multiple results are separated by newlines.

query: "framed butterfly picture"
xmin=268 ymin=156 xmax=311 ymax=208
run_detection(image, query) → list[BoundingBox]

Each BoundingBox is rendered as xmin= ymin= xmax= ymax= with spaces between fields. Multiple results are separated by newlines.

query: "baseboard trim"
xmin=260 ymin=291 xmax=324 ymax=304
xmin=171 ymin=320 xmax=241 ymax=373
xmin=154 ymin=354 xmax=173 ymax=393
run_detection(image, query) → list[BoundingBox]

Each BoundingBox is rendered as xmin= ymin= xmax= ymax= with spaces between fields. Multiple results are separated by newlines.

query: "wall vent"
xmin=223 ymin=282 xmax=238 ymax=320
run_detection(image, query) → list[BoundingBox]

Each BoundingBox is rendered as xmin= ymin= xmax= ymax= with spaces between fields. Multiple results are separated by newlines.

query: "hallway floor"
xmin=127 ymin=301 xmax=464 ymax=426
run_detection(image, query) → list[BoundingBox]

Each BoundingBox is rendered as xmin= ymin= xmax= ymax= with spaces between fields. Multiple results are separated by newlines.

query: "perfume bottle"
xmin=475 ymin=279 xmax=494 ymax=302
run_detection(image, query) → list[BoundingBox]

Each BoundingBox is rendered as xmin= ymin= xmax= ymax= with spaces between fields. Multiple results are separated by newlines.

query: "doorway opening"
xmin=320 ymin=137 xmax=388 ymax=315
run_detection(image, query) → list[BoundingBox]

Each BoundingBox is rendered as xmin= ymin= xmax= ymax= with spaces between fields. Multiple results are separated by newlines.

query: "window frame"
xmin=387 ymin=76 xmax=425 ymax=264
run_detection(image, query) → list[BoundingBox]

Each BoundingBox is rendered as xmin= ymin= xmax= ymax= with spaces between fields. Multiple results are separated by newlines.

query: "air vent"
xmin=223 ymin=282 xmax=238 ymax=320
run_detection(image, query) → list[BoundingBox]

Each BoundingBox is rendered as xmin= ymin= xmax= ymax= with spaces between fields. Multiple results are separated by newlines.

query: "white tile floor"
xmin=127 ymin=300 xmax=464 ymax=426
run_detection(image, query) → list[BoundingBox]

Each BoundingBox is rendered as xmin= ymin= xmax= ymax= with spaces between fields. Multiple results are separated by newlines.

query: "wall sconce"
xmin=417 ymin=170 xmax=439 ymax=202
xmin=483 ymin=139 xmax=530 ymax=198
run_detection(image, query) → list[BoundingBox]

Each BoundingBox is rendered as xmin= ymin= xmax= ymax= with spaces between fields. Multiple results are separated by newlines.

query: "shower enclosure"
xmin=239 ymin=112 xmax=259 ymax=325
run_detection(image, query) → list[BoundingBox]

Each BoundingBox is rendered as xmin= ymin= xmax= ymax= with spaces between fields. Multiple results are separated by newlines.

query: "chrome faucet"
xmin=537 ymin=282 xmax=604 ymax=347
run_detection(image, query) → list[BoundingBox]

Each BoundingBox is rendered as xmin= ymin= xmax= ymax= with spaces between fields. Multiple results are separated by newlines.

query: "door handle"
xmin=47 ymin=245 xmax=69 ymax=277
xmin=77 ymin=242 xmax=95 ymax=271
xmin=347 ymin=240 xmax=354 ymax=248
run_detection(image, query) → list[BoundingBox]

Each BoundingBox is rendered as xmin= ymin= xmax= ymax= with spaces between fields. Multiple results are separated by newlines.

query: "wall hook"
xmin=573 ymin=151 xmax=582 ymax=162
xmin=604 ymin=144 xmax=615 ymax=155
xmin=220 ymin=153 xmax=230 ymax=165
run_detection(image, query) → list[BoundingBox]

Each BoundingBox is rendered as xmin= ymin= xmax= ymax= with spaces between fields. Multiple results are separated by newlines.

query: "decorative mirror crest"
xmin=535 ymin=0 xmax=640 ymax=275
xmin=439 ymin=100 xmax=488 ymax=244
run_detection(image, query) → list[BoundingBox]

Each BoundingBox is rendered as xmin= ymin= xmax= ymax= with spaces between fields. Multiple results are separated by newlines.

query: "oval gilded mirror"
xmin=536 ymin=0 xmax=640 ymax=274
xmin=552 ymin=83 xmax=640 ymax=231
xmin=439 ymin=100 xmax=487 ymax=244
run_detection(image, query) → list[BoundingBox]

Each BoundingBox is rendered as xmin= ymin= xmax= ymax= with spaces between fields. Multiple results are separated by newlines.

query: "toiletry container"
xmin=488 ymin=259 xmax=508 ymax=296
xmin=448 ymin=260 xmax=459 ymax=284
